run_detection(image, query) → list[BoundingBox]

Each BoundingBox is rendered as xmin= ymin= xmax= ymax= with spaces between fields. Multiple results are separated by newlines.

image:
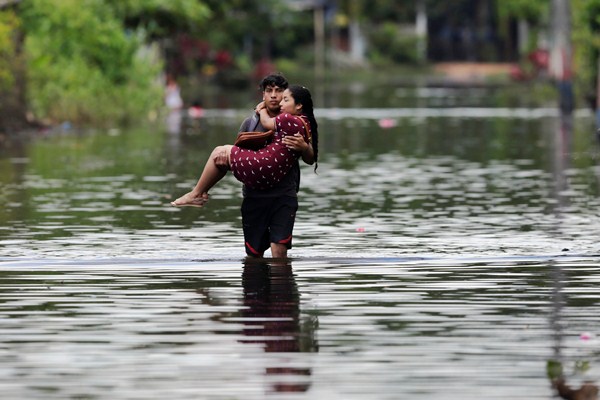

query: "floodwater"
xmin=2 ymin=85 xmax=600 ymax=399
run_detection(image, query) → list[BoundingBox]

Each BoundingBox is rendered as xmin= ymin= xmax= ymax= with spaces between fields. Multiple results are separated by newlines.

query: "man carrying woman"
xmin=171 ymin=74 xmax=318 ymax=259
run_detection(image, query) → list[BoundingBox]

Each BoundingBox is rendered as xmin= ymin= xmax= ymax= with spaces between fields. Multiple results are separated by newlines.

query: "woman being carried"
xmin=171 ymin=85 xmax=319 ymax=207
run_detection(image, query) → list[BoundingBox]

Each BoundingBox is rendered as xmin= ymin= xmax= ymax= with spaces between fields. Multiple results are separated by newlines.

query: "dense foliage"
xmin=0 ymin=0 xmax=599 ymax=129
xmin=0 ymin=5 xmax=26 ymax=132
xmin=20 ymin=0 xmax=211 ymax=127
xmin=0 ymin=8 xmax=19 ymax=90
xmin=572 ymin=0 xmax=600 ymax=105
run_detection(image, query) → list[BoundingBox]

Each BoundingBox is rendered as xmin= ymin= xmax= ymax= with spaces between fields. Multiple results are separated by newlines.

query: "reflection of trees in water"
xmin=240 ymin=260 xmax=318 ymax=393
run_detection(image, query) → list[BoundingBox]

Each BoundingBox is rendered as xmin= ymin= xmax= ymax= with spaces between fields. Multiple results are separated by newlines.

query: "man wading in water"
xmin=172 ymin=74 xmax=317 ymax=259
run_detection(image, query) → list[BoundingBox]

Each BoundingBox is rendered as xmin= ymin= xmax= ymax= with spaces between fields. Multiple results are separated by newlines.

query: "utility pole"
xmin=596 ymin=54 xmax=600 ymax=129
xmin=415 ymin=0 xmax=427 ymax=64
xmin=550 ymin=0 xmax=573 ymax=117
xmin=314 ymin=3 xmax=325 ymax=83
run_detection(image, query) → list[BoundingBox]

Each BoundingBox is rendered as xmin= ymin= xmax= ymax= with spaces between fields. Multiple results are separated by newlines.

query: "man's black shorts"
xmin=241 ymin=195 xmax=298 ymax=257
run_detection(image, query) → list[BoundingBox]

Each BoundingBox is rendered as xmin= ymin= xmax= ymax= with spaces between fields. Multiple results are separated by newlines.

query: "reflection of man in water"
xmin=240 ymin=260 xmax=318 ymax=393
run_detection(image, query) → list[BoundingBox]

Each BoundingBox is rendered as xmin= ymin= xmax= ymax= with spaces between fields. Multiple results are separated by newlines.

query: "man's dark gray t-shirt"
xmin=238 ymin=113 xmax=299 ymax=198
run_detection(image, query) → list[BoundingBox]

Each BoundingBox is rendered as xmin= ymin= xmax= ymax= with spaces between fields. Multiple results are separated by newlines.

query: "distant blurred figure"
xmin=165 ymin=74 xmax=183 ymax=134
xmin=165 ymin=74 xmax=183 ymax=111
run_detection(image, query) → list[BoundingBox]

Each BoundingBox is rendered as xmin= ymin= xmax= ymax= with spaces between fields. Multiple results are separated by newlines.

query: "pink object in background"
xmin=378 ymin=118 xmax=397 ymax=129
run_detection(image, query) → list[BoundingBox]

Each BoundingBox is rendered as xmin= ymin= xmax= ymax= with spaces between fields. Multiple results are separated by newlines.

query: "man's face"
xmin=262 ymin=84 xmax=285 ymax=114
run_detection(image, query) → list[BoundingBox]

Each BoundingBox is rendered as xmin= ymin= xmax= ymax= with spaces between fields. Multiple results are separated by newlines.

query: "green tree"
xmin=495 ymin=0 xmax=547 ymax=22
xmin=572 ymin=0 xmax=600 ymax=106
xmin=107 ymin=0 xmax=211 ymax=39
xmin=0 ymin=7 xmax=19 ymax=89
xmin=195 ymin=0 xmax=307 ymax=60
xmin=22 ymin=0 xmax=157 ymax=126
xmin=0 ymin=3 xmax=27 ymax=132
xmin=21 ymin=0 xmax=210 ymax=128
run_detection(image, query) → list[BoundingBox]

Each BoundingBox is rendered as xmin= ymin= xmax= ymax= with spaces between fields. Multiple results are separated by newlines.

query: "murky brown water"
xmin=1 ymin=93 xmax=600 ymax=398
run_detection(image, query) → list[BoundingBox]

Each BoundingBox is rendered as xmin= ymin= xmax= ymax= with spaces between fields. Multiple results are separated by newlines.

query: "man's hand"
xmin=283 ymin=134 xmax=314 ymax=165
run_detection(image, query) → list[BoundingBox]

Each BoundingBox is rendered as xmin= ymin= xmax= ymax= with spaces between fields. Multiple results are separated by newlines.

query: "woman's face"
xmin=279 ymin=89 xmax=302 ymax=115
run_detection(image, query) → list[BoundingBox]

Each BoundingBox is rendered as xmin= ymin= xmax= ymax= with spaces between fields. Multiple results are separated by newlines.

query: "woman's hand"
xmin=254 ymin=101 xmax=266 ymax=113
xmin=257 ymin=101 xmax=275 ymax=130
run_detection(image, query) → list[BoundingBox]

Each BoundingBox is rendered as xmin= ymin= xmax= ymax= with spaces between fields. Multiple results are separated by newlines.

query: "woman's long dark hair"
xmin=288 ymin=85 xmax=318 ymax=172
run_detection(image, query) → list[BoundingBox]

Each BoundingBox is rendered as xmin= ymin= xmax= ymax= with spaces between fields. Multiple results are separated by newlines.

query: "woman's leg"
xmin=171 ymin=145 xmax=233 ymax=207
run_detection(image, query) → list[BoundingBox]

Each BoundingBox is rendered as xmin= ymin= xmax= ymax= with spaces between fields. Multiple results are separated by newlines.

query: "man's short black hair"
xmin=259 ymin=73 xmax=288 ymax=91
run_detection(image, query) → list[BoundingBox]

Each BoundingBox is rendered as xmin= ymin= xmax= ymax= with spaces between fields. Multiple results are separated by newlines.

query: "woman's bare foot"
xmin=171 ymin=192 xmax=209 ymax=207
